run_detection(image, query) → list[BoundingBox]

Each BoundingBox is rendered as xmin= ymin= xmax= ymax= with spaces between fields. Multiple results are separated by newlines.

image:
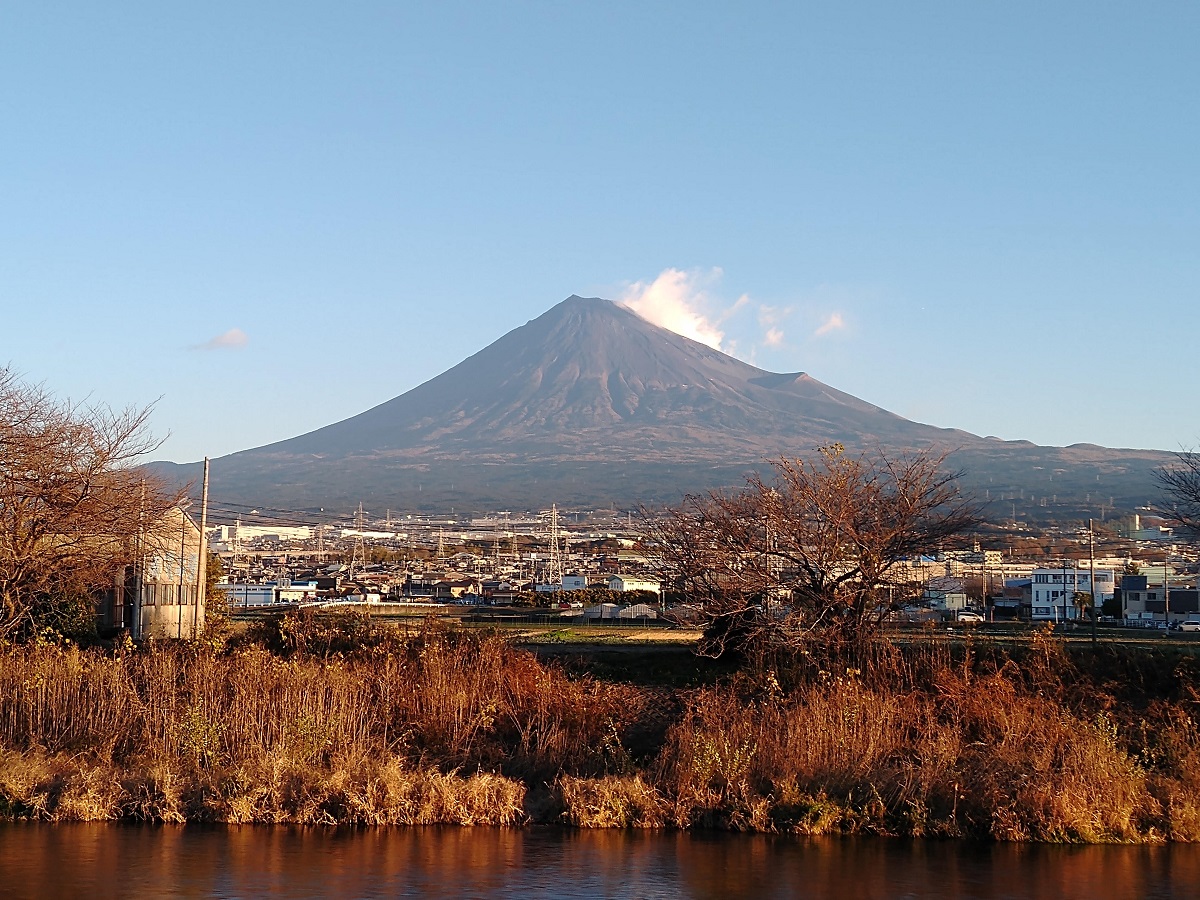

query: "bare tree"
xmin=1156 ymin=450 xmax=1200 ymax=540
xmin=0 ymin=368 xmax=183 ymax=640
xmin=645 ymin=445 xmax=982 ymax=660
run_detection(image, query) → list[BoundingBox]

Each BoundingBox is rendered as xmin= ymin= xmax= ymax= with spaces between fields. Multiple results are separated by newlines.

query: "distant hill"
xmin=153 ymin=296 xmax=1170 ymax=521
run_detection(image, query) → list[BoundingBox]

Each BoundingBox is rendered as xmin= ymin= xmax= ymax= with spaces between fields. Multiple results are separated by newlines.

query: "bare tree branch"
xmin=1156 ymin=449 xmax=1200 ymax=540
xmin=0 ymin=367 xmax=184 ymax=639
xmin=643 ymin=445 xmax=983 ymax=660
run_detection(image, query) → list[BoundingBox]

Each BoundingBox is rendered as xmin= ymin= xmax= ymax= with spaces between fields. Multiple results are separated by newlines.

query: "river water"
xmin=1 ymin=824 xmax=1198 ymax=899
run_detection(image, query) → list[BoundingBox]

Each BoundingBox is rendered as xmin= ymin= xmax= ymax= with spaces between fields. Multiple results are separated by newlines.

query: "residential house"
xmin=923 ymin=577 xmax=968 ymax=613
xmin=1119 ymin=574 xmax=1200 ymax=625
xmin=1029 ymin=567 xmax=1115 ymax=621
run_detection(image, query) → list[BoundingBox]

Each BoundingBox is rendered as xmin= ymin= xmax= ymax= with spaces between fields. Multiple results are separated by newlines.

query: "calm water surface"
xmin=1 ymin=824 xmax=1199 ymax=899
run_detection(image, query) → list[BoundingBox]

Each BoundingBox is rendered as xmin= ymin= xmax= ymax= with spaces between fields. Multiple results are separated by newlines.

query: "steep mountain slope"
xmin=154 ymin=296 xmax=1169 ymax=517
xmin=260 ymin=296 xmax=982 ymax=459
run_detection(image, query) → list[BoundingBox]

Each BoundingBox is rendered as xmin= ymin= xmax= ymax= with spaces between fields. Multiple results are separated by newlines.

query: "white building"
xmin=1029 ymin=567 xmax=1116 ymax=621
xmin=278 ymin=581 xmax=320 ymax=603
xmin=218 ymin=583 xmax=278 ymax=607
xmin=607 ymin=575 xmax=660 ymax=594
xmin=210 ymin=523 xmax=313 ymax=543
xmin=1117 ymin=514 xmax=1175 ymax=542
xmin=217 ymin=580 xmax=320 ymax=607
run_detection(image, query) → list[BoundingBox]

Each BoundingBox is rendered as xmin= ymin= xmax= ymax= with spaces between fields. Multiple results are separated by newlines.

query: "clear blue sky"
xmin=3 ymin=2 xmax=1197 ymax=462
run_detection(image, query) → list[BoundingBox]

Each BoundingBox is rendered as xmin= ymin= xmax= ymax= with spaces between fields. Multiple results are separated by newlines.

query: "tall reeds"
xmin=1 ymin=616 xmax=1199 ymax=840
xmin=0 ymin=624 xmax=619 ymax=824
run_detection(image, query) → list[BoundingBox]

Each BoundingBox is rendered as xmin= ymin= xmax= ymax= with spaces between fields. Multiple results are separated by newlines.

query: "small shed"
xmin=98 ymin=505 xmax=207 ymax=639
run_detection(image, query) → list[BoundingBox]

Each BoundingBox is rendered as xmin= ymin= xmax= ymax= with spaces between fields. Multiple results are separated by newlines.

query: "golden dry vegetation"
xmin=2 ymin=614 xmax=1200 ymax=841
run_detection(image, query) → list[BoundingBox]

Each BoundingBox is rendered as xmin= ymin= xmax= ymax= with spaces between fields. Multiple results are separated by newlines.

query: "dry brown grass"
xmin=652 ymin=637 xmax=1197 ymax=841
xmin=558 ymin=775 xmax=668 ymax=828
xmin=2 ymin=621 xmax=1200 ymax=840
xmin=0 ymin=625 xmax=618 ymax=824
xmin=0 ymin=749 xmax=527 ymax=825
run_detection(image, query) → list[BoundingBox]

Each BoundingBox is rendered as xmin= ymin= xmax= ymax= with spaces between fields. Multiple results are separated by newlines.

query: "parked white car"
xmin=957 ymin=611 xmax=985 ymax=624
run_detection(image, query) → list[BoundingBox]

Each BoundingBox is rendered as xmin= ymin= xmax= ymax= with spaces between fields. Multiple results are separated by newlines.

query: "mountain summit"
xmin=275 ymin=296 xmax=979 ymax=460
xmin=162 ymin=296 xmax=1166 ymax=516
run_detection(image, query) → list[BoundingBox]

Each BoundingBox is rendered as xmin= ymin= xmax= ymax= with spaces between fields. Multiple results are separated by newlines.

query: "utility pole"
xmin=981 ymin=546 xmax=989 ymax=622
xmin=1089 ymin=519 xmax=1097 ymax=646
xmin=134 ymin=481 xmax=146 ymax=640
xmin=1061 ymin=556 xmax=1069 ymax=626
xmin=1072 ymin=555 xmax=1078 ymax=627
xmin=194 ymin=458 xmax=209 ymax=640
xmin=1160 ymin=491 xmax=1173 ymax=629
xmin=1164 ymin=560 xmax=1171 ymax=629
xmin=177 ymin=505 xmax=188 ymax=639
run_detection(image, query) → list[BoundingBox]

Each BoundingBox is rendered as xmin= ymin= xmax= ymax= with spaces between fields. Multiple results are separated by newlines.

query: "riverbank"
xmin=2 ymin=615 xmax=1199 ymax=840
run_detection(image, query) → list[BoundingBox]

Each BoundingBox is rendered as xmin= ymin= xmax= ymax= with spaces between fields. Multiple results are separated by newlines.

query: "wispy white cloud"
xmin=725 ymin=294 xmax=751 ymax=320
xmin=757 ymin=305 xmax=791 ymax=349
xmin=619 ymin=268 xmax=728 ymax=350
xmin=194 ymin=328 xmax=249 ymax=350
xmin=814 ymin=313 xmax=845 ymax=337
xmin=758 ymin=304 xmax=785 ymax=326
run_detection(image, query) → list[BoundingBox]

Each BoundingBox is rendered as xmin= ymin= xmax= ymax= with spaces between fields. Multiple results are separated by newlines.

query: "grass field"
xmin=231 ymin=604 xmax=1200 ymax=654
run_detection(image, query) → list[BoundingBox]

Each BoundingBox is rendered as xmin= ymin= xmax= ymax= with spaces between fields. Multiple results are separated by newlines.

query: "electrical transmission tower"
xmin=349 ymin=502 xmax=366 ymax=581
xmin=547 ymin=503 xmax=563 ymax=588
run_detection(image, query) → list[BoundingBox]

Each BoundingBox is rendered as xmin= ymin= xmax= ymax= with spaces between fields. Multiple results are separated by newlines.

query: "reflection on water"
xmin=1 ymin=824 xmax=1198 ymax=899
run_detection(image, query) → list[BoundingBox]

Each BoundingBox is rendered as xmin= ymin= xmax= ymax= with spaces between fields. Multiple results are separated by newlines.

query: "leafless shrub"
xmin=645 ymin=445 xmax=981 ymax=659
